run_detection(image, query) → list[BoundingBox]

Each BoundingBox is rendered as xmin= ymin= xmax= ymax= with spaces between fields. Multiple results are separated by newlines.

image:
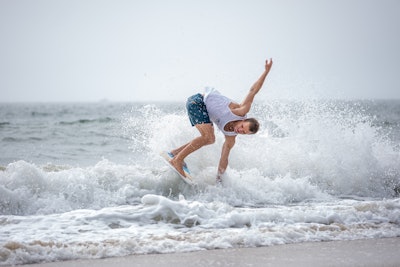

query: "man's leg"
xmin=170 ymin=123 xmax=214 ymax=177
xmin=170 ymin=143 xmax=190 ymax=156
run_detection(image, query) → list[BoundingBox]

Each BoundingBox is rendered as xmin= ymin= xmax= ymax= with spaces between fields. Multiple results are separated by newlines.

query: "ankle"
xmin=173 ymin=156 xmax=184 ymax=163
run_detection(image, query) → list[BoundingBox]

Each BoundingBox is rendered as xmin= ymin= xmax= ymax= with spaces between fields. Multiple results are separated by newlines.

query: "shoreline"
xmin=21 ymin=237 xmax=400 ymax=267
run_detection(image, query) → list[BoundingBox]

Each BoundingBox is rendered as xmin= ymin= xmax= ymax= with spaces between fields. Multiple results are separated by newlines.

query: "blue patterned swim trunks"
xmin=186 ymin=93 xmax=212 ymax=126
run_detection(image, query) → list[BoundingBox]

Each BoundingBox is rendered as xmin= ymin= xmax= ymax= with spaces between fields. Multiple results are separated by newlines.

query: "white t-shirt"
xmin=204 ymin=88 xmax=246 ymax=136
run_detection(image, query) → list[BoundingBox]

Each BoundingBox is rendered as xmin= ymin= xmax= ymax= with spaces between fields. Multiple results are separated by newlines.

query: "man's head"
xmin=234 ymin=118 xmax=260 ymax=135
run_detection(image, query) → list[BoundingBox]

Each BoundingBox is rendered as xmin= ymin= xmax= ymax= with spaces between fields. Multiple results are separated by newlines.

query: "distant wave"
xmin=30 ymin=111 xmax=51 ymax=117
xmin=2 ymin=137 xmax=20 ymax=142
xmin=58 ymin=117 xmax=114 ymax=125
xmin=2 ymin=136 xmax=43 ymax=142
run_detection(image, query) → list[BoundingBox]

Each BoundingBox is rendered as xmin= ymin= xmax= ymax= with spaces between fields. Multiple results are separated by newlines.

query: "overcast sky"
xmin=1 ymin=0 xmax=399 ymax=102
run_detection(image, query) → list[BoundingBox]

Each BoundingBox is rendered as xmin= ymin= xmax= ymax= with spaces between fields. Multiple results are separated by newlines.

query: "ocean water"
xmin=0 ymin=100 xmax=399 ymax=265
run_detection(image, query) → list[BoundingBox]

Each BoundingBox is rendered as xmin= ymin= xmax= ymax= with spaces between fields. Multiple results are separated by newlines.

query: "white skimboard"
xmin=160 ymin=151 xmax=196 ymax=186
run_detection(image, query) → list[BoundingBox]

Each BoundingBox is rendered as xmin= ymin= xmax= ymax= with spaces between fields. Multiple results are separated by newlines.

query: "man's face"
xmin=234 ymin=121 xmax=252 ymax=135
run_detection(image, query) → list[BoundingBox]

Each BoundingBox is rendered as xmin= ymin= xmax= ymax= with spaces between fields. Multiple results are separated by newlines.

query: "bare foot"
xmin=169 ymin=158 xmax=187 ymax=178
xmin=169 ymin=152 xmax=188 ymax=169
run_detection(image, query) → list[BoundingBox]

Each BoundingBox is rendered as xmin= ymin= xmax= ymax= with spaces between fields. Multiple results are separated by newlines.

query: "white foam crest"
xmin=0 ymin=159 xmax=179 ymax=215
xmin=222 ymin=171 xmax=330 ymax=205
xmin=1 ymin=157 xmax=326 ymax=216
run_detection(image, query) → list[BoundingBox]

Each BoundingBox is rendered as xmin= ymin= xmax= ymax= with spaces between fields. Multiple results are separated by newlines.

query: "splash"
xmin=124 ymin=100 xmax=400 ymax=198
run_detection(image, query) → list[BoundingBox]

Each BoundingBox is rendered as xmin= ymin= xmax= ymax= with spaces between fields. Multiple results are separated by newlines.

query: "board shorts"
xmin=186 ymin=93 xmax=212 ymax=126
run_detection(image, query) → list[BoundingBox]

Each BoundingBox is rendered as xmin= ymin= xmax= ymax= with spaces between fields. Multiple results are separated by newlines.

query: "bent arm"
xmin=217 ymin=135 xmax=236 ymax=180
xmin=232 ymin=58 xmax=273 ymax=116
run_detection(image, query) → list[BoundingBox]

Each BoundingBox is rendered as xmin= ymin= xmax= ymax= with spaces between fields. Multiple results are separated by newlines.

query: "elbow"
xmin=242 ymin=107 xmax=251 ymax=116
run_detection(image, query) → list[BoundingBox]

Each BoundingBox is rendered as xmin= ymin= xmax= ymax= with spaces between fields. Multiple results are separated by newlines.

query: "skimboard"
xmin=160 ymin=151 xmax=196 ymax=185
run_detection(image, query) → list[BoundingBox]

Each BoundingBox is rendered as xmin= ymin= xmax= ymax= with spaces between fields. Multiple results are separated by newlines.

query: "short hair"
xmin=245 ymin=118 xmax=260 ymax=134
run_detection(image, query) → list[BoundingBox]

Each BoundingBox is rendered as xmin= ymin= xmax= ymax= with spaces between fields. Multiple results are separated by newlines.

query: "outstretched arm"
xmin=231 ymin=58 xmax=273 ymax=117
xmin=217 ymin=135 xmax=236 ymax=182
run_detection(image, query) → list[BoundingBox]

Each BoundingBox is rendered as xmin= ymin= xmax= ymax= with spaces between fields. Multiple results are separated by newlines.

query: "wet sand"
xmin=24 ymin=237 xmax=400 ymax=267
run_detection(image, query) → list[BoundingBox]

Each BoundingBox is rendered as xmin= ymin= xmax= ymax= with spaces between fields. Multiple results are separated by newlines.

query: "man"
xmin=169 ymin=58 xmax=273 ymax=182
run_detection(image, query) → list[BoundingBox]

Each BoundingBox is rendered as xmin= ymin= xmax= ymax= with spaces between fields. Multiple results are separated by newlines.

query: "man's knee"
xmin=196 ymin=124 xmax=215 ymax=145
xmin=205 ymin=134 xmax=215 ymax=145
xmin=199 ymin=133 xmax=215 ymax=145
